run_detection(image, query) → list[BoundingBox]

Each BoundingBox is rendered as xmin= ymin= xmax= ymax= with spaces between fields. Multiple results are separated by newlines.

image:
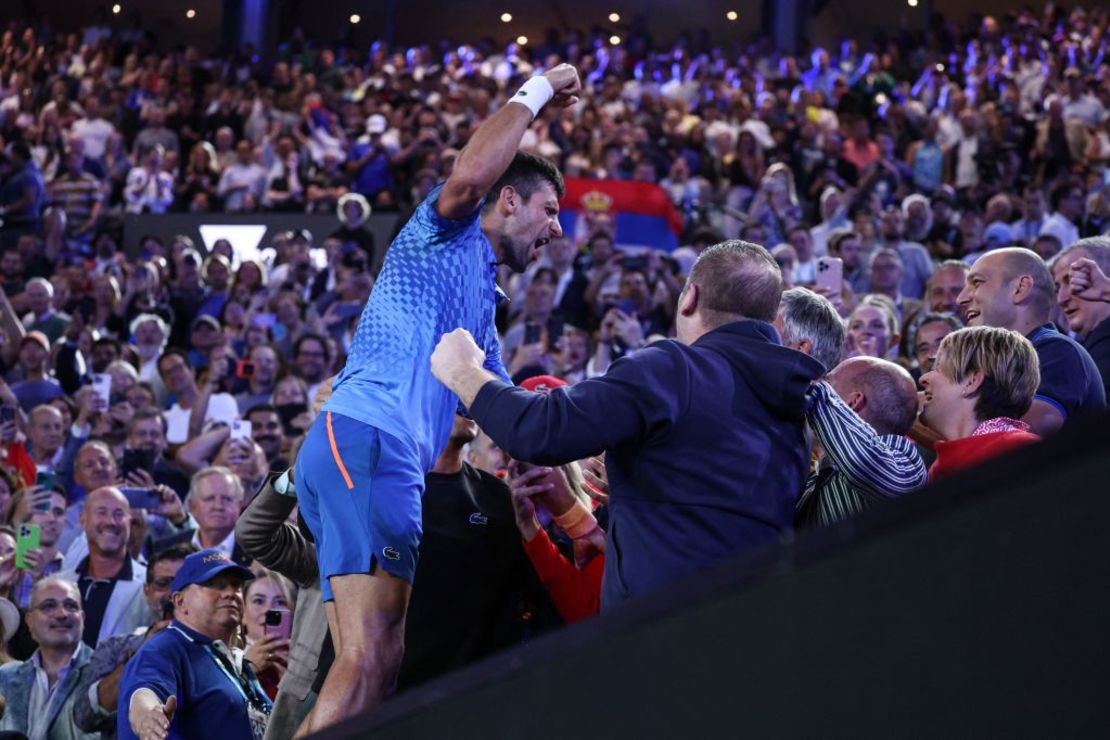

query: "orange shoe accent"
xmin=326 ymin=411 xmax=355 ymax=489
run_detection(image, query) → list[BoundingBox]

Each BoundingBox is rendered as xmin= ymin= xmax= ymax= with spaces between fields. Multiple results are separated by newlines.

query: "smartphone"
xmin=235 ymin=360 xmax=257 ymax=379
xmin=334 ymin=302 xmax=362 ymax=320
xmin=264 ymin=609 xmax=292 ymax=641
xmin=34 ymin=471 xmax=55 ymax=500
xmin=622 ymin=256 xmax=647 ymax=272
xmin=277 ymin=403 xmax=308 ymax=436
xmin=121 ymin=448 xmax=155 ymax=479
xmin=816 ymin=256 xmax=844 ymax=295
xmin=230 ymin=419 xmax=252 ymax=443
xmin=120 ymin=487 xmax=162 ymax=510
xmin=15 ymin=523 xmax=40 ymax=570
xmin=252 ymin=312 xmax=277 ymax=330
xmin=91 ymin=373 xmax=112 ymax=409
xmin=616 ymin=298 xmax=638 ymax=316
xmin=523 ymin=322 xmax=542 ymax=346
xmin=546 ymin=318 xmax=565 ymax=350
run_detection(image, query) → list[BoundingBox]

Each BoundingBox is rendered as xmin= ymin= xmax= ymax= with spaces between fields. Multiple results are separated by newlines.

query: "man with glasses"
xmin=0 ymin=576 xmax=95 ymax=739
xmin=119 ymin=549 xmax=269 ymax=740
xmin=74 ymin=544 xmax=196 ymax=740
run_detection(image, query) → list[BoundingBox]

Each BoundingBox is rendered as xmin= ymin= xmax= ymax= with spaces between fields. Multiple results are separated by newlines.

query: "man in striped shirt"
xmin=48 ymin=147 xmax=102 ymax=248
xmin=796 ymin=357 xmax=927 ymax=527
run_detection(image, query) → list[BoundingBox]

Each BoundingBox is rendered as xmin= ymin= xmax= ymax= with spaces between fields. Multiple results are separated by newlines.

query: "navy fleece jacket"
xmin=469 ymin=319 xmax=824 ymax=610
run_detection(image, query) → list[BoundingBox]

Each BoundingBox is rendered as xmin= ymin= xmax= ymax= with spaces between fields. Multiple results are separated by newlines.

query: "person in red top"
xmin=508 ymin=375 xmax=605 ymax=622
xmin=920 ymin=326 xmax=1042 ymax=480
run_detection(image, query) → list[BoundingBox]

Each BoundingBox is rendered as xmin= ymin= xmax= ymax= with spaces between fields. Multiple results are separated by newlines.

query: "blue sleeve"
xmin=482 ymin=327 xmax=511 ymax=385
xmin=1035 ymin=337 xmax=1094 ymax=418
xmin=410 ymin=184 xmax=483 ymax=246
xmin=117 ymin=636 xmax=183 ymax=724
xmin=469 ymin=343 xmax=684 ymax=465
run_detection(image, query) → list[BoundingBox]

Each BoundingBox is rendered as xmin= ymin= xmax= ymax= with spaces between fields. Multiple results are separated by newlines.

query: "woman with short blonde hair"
xmin=920 ymin=326 xmax=1041 ymax=479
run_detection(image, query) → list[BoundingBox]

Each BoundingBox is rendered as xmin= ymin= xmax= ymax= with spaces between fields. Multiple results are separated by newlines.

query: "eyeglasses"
xmin=32 ymin=599 xmax=81 ymax=614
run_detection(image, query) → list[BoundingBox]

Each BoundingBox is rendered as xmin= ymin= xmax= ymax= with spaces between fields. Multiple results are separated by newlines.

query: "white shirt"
xmin=1040 ymin=212 xmax=1080 ymax=249
xmin=27 ymin=644 xmax=83 ymax=740
xmin=71 ymin=117 xmax=116 ymax=159
xmin=191 ymin=528 xmax=236 ymax=560
xmin=217 ymin=162 xmax=267 ymax=211
xmin=164 ymin=393 xmax=240 ymax=445
xmin=954 ymin=134 xmax=979 ymax=189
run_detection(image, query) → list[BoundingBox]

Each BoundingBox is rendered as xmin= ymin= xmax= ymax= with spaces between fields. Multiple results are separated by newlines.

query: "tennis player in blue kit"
xmin=292 ymin=64 xmax=581 ymax=735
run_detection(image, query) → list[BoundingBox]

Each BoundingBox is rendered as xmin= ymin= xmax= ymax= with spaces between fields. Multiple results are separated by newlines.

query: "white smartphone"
xmin=816 ymin=256 xmax=843 ymax=295
xmin=230 ymin=420 xmax=252 ymax=442
xmin=91 ymin=373 xmax=112 ymax=408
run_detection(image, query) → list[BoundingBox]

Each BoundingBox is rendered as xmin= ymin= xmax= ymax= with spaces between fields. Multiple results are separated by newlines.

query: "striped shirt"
xmin=49 ymin=172 xmax=102 ymax=228
xmin=796 ymin=381 xmax=927 ymax=528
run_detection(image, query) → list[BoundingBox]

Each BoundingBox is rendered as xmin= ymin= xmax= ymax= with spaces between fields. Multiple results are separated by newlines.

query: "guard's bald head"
xmin=985 ymin=247 xmax=1055 ymax=313
xmin=827 ymin=356 xmax=919 ymax=436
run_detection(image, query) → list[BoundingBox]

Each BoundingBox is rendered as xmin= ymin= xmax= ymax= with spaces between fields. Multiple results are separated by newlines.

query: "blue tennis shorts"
xmin=293 ymin=411 xmax=423 ymax=601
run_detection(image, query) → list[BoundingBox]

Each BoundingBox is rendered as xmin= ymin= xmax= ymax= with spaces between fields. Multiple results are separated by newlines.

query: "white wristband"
xmin=508 ymin=76 xmax=554 ymax=119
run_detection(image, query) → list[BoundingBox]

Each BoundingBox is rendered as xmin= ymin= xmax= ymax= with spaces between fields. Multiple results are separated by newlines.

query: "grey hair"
xmin=187 ymin=466 xmax=243 ymax=506
xmin=129 ymin=313 xmax=170 ymax=344
xmin=1049 ymin=236 xmax=1110 ymax=276
xmin=778 ymin=287 xmax=846 ymax=372
xmin=868 ymin=247 xmax=904 ymax=273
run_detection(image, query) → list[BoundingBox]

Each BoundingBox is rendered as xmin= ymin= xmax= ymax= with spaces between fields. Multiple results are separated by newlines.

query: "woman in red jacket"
xmin=509 ymin=457 xmax=606 ymax=623
xmin=919 ymin=326 xmax=1042 ymax=480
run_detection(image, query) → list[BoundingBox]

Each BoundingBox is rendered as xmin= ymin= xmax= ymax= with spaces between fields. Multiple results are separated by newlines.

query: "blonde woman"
xmin=920 ymin=326 xmax=1041 ymax=480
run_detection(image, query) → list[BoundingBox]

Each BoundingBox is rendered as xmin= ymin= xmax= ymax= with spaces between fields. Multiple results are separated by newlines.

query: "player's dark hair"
xmin=483 ymin=151 xmax=565 ymax=210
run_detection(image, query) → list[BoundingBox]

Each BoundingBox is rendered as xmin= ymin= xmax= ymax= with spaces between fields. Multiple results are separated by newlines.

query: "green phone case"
xmin=15 ymin=523 xmax=41 ymax=570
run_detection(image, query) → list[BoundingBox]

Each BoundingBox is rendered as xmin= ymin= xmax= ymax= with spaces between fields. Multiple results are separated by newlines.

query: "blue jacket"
xmin=470 ymin=320 xmax=824 ymax=610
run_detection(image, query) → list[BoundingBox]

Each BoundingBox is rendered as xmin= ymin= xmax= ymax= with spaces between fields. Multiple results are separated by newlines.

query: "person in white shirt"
xmin=157 ymin=349 xmax=239 ymax=445
xmin=0 ymin=577 xmax=94 ymax=739
xmin=186 ymin=467 xmax=245 ymax=560
xmin=217 ymin=140 xmax=267 ymax=212
xmin=123 ymin=145 xmax=174 ymax=215
xmin=70 ymin=96 xmax=116 ymax=162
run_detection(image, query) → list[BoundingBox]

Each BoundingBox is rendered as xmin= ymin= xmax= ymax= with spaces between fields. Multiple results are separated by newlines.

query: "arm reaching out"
xmin=437 ymin=64 xmax=581 ymax=220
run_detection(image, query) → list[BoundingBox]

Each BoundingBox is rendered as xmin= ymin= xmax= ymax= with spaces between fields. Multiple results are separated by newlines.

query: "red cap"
xmin=518 ymin=375 xmax=568 ymax=395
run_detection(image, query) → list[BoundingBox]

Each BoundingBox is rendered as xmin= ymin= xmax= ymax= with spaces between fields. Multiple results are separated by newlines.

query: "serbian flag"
xmin=558 ymin=178 xmax=683 ymax=252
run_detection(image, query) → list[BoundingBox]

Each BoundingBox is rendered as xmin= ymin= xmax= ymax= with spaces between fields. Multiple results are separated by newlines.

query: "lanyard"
xmin=168 ymin=625 xmax=272 ymax=716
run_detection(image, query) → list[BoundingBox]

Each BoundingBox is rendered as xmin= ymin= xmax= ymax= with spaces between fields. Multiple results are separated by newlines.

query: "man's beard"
xmin=495 ymin=235 xmax=528 ymax=274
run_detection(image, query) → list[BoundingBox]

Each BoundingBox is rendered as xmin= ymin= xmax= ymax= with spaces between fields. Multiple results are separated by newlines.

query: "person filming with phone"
xmin=239 ymin=569 xmax=293 ymax=700
xmin=5 ymin=484 xmax=67 ymax=612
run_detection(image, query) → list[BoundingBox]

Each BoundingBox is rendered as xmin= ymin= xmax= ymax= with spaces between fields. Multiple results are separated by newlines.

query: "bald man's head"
xmin=827 ymin=357 xmax=919 ymax=436
xmin=81 ymin=486 xmax=131 ymax=558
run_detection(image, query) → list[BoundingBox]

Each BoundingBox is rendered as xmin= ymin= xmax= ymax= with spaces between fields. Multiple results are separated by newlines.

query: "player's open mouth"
xmin=965 ymin=310 xmax=980 ymax=321
xmin=534 ymin=238 xmax=549 ymax=249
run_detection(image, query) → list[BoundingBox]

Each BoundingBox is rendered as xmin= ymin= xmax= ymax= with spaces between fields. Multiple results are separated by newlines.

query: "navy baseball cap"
xmin=170 ymin=549 xmax=255 ymax=593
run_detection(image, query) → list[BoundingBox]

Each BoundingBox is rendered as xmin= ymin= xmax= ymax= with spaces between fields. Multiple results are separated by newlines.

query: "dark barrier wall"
xmin=320 ymin=411 xmax=1110 ymax=739
xmin=122 ymin=213 xmax=400 ymax=260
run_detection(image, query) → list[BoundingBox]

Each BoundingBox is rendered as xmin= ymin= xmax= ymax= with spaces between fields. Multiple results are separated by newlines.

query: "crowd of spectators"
xmin=0 ymin=3 xmax=1107 ymax=738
